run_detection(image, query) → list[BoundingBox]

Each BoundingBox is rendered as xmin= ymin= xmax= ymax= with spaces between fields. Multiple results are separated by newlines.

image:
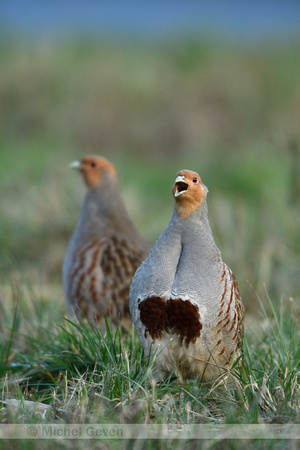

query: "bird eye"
xmin=90 ymin=162 xmax=97 ymax=168
xmin=193 ymin=177 xmax=198 ymax=183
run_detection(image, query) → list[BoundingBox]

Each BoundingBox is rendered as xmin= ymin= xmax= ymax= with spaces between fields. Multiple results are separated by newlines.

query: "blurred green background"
xmin=0 ymin=6 xmax=300 ymax=320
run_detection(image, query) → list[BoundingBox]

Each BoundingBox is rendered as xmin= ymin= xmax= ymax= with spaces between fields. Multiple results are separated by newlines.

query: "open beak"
xmin=174 ymin=175 xmax=188 ymax=197
xmin=69 ymin=160 xmax=82 ymax=170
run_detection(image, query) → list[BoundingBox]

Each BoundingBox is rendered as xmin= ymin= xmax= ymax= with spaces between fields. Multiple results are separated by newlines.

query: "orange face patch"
xmin=74 ymin=155 xmax=117 ymax=188
xmin=172 ymin=170 xmax=207 ymax=219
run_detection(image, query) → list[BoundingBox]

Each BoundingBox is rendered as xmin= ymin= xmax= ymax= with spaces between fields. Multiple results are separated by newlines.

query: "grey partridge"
xmin=129 ymin=170 xmax=244 ymax=381
xmin=63 ymin=155 xmax=151 ymax=329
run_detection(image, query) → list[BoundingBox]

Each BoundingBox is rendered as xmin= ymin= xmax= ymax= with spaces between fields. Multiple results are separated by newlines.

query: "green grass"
xmin=0 ymin=34 xmax=300 ymax=447
xmin=0 ymin=286 xmax=299 ymax=449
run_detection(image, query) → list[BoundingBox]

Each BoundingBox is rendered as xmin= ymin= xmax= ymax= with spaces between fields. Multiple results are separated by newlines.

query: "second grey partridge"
xmin=129 ymin=170 xmax=244 ymax=381
xmin=63 ymin=155 xmax=151 ymax=329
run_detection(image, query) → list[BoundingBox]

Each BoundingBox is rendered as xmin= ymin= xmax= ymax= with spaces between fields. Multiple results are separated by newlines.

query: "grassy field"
xmin=0 ymin=34 xmax=299 ymax=448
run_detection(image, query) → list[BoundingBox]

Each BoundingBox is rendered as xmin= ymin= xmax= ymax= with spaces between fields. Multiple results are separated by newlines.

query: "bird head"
xmin=172 ymin=170 xmax=208 ymax=218
xmin=70 ymin=155 xmax=117 ymax=189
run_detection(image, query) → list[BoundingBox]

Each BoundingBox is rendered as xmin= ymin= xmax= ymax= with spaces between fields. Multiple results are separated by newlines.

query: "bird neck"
xmin=78 ymin=182 xmax=136 ymax=239
xmin=173 ymin=202 xmax=222 ymax=262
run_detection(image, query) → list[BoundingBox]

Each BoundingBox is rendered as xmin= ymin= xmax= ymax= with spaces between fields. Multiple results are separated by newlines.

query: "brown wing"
xmin=67 ymin=235 xmax=148 ymax=325
xmin=228 ymin=268 xmax=245 ymax=347
xmin=215 ymin=263 xmax=245 ymax=361
xmin=101 ymin=235 xmax=149 ymax=318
